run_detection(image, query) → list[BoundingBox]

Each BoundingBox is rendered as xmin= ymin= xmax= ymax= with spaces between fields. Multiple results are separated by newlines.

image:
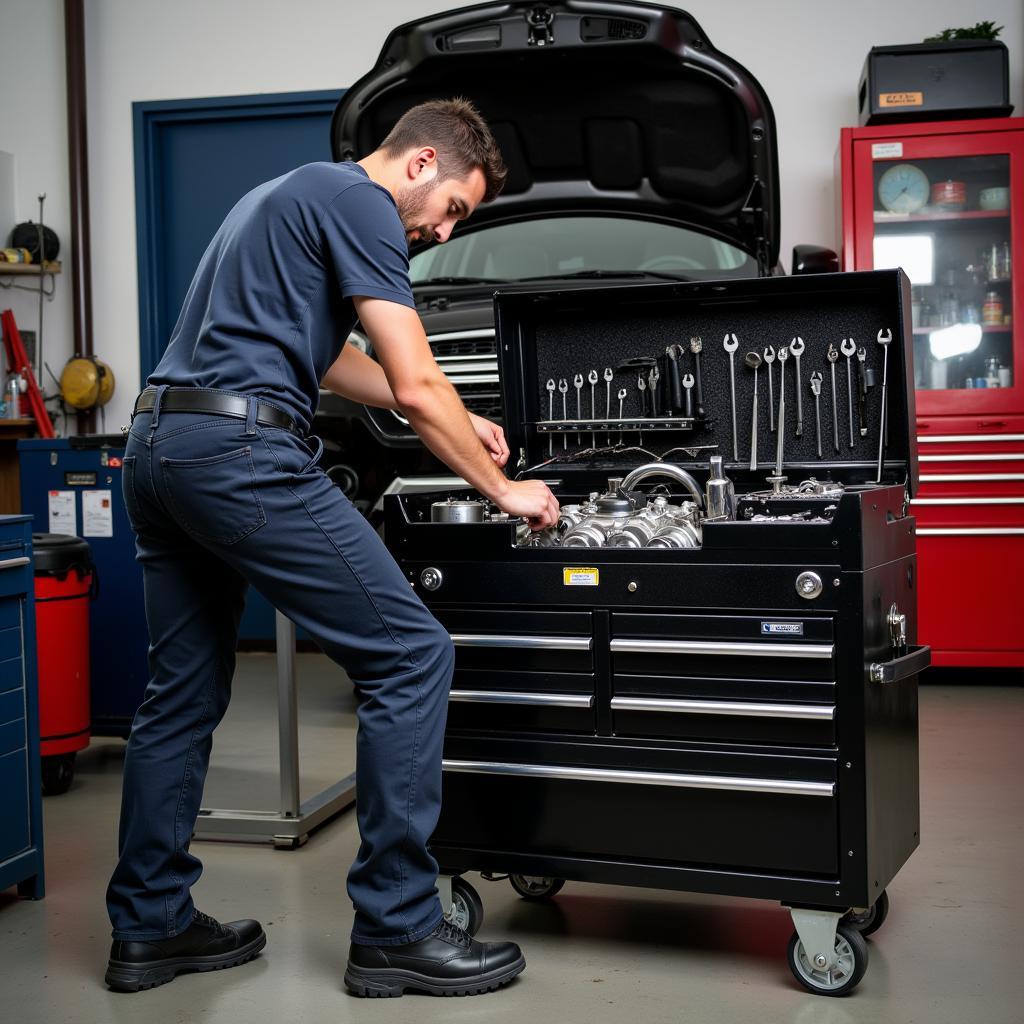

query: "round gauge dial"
xmin=877 ymin=163 xmax=930 ymax=214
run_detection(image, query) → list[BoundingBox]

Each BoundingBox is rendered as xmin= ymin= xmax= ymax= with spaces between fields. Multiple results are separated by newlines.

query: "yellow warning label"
xmin=879 ymin=91 xmax=924 ymax=108
xmin=563 ymin=567 xmax=599 ymax=587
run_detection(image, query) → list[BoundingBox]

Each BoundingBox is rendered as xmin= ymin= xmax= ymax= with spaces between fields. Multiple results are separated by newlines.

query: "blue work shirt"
xmin=150 ymin=161 xmax=416 ymax=432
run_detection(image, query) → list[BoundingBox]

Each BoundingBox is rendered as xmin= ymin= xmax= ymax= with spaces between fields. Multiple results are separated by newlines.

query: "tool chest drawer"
xmin=433 ymin=608 xmax=594 ymax=673
xmin=439 ymin=741 xmax=839 ymax=876
xmin=610 ymin=613 xmax=836 ymax=682
xmin=0 ymin=546 xmax=31 ymax=601
xmin=447 ymin=686 xmax=595 ymax=735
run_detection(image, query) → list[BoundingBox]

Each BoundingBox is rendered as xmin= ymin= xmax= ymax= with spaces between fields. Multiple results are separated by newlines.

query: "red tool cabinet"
xmin=838 ymin=118 xmax=1024 ymax=667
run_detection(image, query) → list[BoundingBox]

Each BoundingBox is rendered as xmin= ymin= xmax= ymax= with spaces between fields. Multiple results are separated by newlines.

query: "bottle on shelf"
xmin=985 ymin=358 xmax=1001 ymax=388
xmin=982 ymin=290 xmax=1003 ymax=326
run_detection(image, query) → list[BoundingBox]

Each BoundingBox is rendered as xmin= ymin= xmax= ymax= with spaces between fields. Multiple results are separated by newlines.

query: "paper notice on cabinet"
xmin=48 ymin=490 xmax=77 ymax=535
xmin=82 ymin=489 xmax=113 ymax=537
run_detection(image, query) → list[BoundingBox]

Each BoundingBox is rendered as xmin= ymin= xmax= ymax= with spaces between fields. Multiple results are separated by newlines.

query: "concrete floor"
xmin=1 ymin=658 xmax=1021 ymax=1024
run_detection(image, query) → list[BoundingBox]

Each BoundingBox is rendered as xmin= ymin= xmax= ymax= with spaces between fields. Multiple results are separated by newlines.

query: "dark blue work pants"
xmin=105 ymin=388 xmax=454 ymax=946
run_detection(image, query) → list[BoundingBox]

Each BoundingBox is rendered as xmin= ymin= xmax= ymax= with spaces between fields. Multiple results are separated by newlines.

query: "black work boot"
xmin=105 ymin=909 xmax=266 ymax=992
xmin=344 ymin=918 xmax=525 ymax=997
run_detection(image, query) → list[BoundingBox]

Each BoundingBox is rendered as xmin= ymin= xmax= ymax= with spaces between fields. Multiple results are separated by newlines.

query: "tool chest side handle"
xmin=868 ymin=644 xmax=931 ymax=684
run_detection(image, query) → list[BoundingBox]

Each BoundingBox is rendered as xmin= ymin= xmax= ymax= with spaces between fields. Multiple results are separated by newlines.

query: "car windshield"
xmin=409 ymin=215 xmax=755 ymax=284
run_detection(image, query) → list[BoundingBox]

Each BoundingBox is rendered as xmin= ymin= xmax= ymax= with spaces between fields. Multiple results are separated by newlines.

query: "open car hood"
xmin=330 ymin=1 xmax=780 ymax=273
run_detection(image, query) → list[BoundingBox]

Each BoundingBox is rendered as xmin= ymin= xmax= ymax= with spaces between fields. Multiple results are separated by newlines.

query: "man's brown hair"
xmin=380 ymin=97 xmax=507 ymax=203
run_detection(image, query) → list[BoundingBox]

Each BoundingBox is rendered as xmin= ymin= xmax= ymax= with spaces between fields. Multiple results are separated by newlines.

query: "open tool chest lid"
xmin=494 ymin=268 xmax=920 ymax=497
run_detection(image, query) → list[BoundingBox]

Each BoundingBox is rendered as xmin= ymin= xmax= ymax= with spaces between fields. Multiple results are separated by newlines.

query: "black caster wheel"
xmin=842 ymin=889 xmax=889 ymax=937
xmin=446 ymin=876 xmax=484 ymax=935
xmin=41 ymin=752 xmax=75 ymax=796
xmin=509 ymin=874 xmax=565 ymax=901
xmin=786 ymin=923 xmax=869 ymax=996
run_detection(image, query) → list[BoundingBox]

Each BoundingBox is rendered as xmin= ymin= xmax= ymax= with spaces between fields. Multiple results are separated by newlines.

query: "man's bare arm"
xmin=352 ymin=297 xmax=558 ymax=526
xmin=321 ymin=343 xmax=398 ymax=409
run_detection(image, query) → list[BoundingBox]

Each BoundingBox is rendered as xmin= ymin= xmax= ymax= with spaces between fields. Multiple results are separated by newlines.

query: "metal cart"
xmin=385 ymin=269 xmax=928 ymax=995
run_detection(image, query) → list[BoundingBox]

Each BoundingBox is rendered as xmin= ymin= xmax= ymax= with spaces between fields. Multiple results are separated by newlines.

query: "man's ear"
xmin=407 ymin=146 xmax=439 ymax=184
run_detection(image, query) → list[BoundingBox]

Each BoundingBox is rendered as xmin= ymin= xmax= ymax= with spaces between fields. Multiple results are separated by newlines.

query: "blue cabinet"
xmin=0 ymin=514 xmax=44 ymax=899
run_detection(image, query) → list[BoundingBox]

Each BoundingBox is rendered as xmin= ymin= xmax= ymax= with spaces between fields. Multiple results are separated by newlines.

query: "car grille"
xmin=388 ymin=328 xmax=501 ymax=427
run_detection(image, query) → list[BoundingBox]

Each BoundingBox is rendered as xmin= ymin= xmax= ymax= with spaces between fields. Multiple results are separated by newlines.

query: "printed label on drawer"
xmin=563 ymin=567 xmax=599 ymax=587
xmin=879 ymin=92 xmax=923 ymax=109
xmin=761 ymin=621 xmax=804 ymax=635
xmin=871 ymin=142 xmax=903 ymax=159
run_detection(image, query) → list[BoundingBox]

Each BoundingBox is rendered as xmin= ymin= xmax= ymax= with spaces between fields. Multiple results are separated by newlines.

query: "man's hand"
xmin=468 ymin=413 xmax=509 ymax=467
xmin=494 ymin=478 xmax=560 ymax=531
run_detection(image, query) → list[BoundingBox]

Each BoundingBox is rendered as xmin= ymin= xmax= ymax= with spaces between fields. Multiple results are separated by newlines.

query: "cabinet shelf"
xmin=874 ymin=209 xmax=1008 ymax=224
xmin=0 ymin=261 xmax=61 ymax=276
xmin=913 ymin=324 xmax=1011 ymax=335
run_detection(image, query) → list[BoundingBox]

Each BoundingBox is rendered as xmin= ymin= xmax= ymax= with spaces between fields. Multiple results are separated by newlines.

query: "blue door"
xmin=134 ymin=90 xmax=343 ymax=642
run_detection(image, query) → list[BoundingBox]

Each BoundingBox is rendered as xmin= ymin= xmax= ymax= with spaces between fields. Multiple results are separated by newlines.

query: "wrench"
xmin=682 ymin=372 xmax=694 ymax=417
xmin=690 ymin=337 xmax=705 ymax=417
xmin=827 ymin=344 xmax=840 ymax=453
xmin=636 ymin=373 xmax=647 ymax=444
xmin=856 ymin=346 xmax=868 ymax=436
xmin=810 ymin=371 xmax=823 ymax=459
xmin=545 ymin=378 xmax=555 ymax=456
xmin=588 ymin=369 xmax=598 ymax=448
xmin=617 ymin=387 xmax=628 ymax=444
xmin=745 ymin=351 xmax=761 ymax=471
xmin=604 ymin=367 xmax=614 ymax=444
xmin=558 ymin=378 xmax=568 ymax=450
xmin=840 ymin=338 xmax=856 ymax=448
xmin=763 ymin=345 xmax=776 ymax=432
xmin=723 ymin=333 xmax=739 ymax=461
xmin=574 ymin=373 xmax=584 ymax=444
xmin=789 ymin=337 xmax=805 ymax=438
xmin=649 ymin=364 xmax=660 ymax=417
xmin=876 ymin=328 xmax=893 ymax=481
xmin=775 ymin=344 xmax=789 ymax=476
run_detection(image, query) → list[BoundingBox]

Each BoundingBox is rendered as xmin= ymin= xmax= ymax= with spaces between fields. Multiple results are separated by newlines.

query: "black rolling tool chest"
xmin=384 ymin=268 xmax=930 ymax=995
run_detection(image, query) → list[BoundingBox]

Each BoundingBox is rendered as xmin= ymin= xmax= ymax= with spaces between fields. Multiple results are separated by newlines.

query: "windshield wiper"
xmin=521 ymin=269 xmax=691 ymax=282
xmin=416 ymin=276 xmax=512 ymax=286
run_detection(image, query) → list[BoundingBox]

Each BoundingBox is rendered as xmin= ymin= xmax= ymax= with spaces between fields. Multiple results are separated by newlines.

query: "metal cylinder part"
xmin=431 ymin=499 xmax=486 ymax=523
xmin=705 ymin=456 xmax=736 ymax=521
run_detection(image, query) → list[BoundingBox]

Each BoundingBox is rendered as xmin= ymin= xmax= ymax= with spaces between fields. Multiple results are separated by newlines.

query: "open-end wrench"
xmin=690 ymin=337 xmax=705 ymax=417
xmin=649 ymin=364 xmax=660 ymax=417
xmin=545 ymin=378 xmax=555 ymax=456
xmin=617 ymin=386 xmax=628 ymax=444
xmin=840 ymin=338 xmax=856 ymax=448
xmin=682 ymin=372 xmax=694 ymax=417
xmin=574 ymin=373 xmax=583 ymax=444
xmin=724 ymin=333 xmax=739 ymax=461
xmin=789 ymin=337 xmax=805 ymax=437
xmin=745 ymin=351 xmax=761 ymax=470
xmin=763 ymin=345 xmax=776 ymax=432
xmin=774 ymin=344 xmax=789 ymax=478
xmin=876 ymin=328 xmax=893 ymax=481
xmin=588 ymin=369 xmax=598 ymax=448
xmin=636 ymin=373 xmax=647 ymax=444
xmin=603 ymin=366 xmax=613 ymax=444
xmin=558 ymin=378 xmax=568 ymax=450
xmin=856 ymin=346 xmax=868 ymax=436
xmin=826 ymin=344 xmax=840 ymax=453
xmin=810 ymin=371 xmax=823 ymax=458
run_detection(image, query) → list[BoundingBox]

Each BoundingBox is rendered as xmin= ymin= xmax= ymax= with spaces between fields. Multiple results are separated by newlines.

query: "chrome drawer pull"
xmin=609 ymin=638 xmax=833 ymax=659
xmin=921 ymin=473 xmax=1024 ymax=482
xmin=0 ymin=557 xmax=30 ymax=571
xmin=910 ymin=497 xmax=1024 ymax=506
xmin=450 ymin=690 xmax=594 ymax=709
xmin=918 ymin=433 xmax=1024 ymax=444
xmin=451 ymin=633 xmax=592 ymax=651
xmin=917 ymin=527 xmax=1024 ymax=537
xmin=919 ymin=452 xmax=1024 ymax=462
xmin=610 ymin=696 xmax=835 ymax=720
xmin=442 ymin=759 xmax=835 ymax=798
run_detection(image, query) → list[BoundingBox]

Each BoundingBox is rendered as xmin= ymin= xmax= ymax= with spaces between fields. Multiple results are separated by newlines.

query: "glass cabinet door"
xmin=855 ymin=129 xmax=1023 ymax=414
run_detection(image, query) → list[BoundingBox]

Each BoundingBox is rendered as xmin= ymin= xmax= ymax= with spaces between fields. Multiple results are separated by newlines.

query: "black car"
xmin=317 ymin=0 xmax=836 ymax=512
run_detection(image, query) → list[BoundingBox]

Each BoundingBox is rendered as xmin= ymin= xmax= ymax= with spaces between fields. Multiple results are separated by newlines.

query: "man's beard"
xmin=395 ymin=178 xmax=439 ymax=245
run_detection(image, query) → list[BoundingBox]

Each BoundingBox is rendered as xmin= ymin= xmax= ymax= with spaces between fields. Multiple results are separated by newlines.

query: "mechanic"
xmin=104 ymin=98 xmax=559 ymax=998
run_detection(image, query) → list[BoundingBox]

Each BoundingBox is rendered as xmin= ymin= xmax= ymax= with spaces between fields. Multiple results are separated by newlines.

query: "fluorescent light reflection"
xmin=873 ymin=234 xmax=935 ymax=285
xmin=928 ymin=323 xmax=983 ymax=360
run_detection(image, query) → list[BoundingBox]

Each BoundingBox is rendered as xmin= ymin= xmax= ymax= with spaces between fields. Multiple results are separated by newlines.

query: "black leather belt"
xmin=133 ymin=387 xmax=302 ymax=436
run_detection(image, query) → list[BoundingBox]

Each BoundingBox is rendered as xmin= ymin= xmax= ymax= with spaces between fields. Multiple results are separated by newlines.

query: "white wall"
xmin=0 ymin=0 xmax=72 ymax=401
xmin=5 ymin=0 xmax=1024 ymax=429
